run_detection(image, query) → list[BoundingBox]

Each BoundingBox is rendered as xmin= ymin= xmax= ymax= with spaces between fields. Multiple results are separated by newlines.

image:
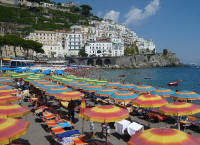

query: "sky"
xmin=54 ymin=0 xmax=200 ymax=64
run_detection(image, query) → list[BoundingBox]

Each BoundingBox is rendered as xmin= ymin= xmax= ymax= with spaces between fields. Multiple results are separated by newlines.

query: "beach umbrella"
xmin=82 ymin=85 xmax=103 ymax=93
xmin=95 ymin=87 xmax=117 ymax=97
xmin=0 ymin=95 xmax=20 ymax=104
xmin=55 ymin=91 xmax=84 ymax=101
xmin=128 ymin=128 xmax=200 ymax=145
xmin=118 ymin=83 xmax=136 ymax=91
xmin=110 ymin=91 xmax=138 ymax=103
xmin=158 ymin=102 xmax=200 ymax=130
xmin=0 ymin=118 xmax=29 ymax=144
xmin=132 ymin=85 xmax=155 ymax=93
xmin=0 ymin=77 xmax=14 ymax=84
xmin=0 ymin=85 xmax=13 ymax=90
xmin=45 ymin=87 xmax=72 ymax=96
xmin=86 ymin=79 xmax=99 ymax=85
xmin=171 ymin=90 xmax=200 ymax=100
xmin=95 ymin=80 xmax=108 ymax=86
xmin=83 ymin=105 xmax=129 ymax=142
xmin=37 ymin=83 xmax=60 ymax=91
xmin=105 ymin=82 xmax=121 ymax=89
xmin=158 ymin=102 xmax=200 ymax=116
xmin=0 ymin=104 xmax=29 ymax=118
xmin=132 ymin=94 xmax=168 ymax=108
xmin=151 ymin=88 xmax=175 ymax=97
xmin=24 ymin=77 xmax=41 ymax=82
xmin=0 ymin=89 xmax=17 ymax=96
xmin=72 ymin=83 xmax=90 ymax=90
xmin=64 ymin=81 xmax=79 ymax=87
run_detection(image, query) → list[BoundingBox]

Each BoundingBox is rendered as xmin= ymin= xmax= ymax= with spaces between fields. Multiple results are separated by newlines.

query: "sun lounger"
xmin=56 ymin=130 xmax=81 ymax=139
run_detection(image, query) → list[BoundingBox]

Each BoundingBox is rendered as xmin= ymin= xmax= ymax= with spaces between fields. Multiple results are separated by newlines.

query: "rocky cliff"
xmin=113 ymin=50 xmax=183 ymax=69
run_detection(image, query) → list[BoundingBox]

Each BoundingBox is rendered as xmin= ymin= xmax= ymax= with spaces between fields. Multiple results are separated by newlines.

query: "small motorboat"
xmin=119 ymin=75 xmax=126 ymax=77
xmin=168 ymin=81 xmax=178 ymax=86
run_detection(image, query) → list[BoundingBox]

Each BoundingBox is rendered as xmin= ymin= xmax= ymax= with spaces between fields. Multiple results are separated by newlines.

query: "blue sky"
xmin=54 ymin=0 xmax=200 ymax=63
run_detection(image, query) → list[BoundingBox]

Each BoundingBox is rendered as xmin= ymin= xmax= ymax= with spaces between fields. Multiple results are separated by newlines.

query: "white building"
xmin=136 ymin=38 xmax=156 ymax=53
xmin=26 ymin=30 xmax=66 ymax=58
xmin=0 ymin=0 xmax=18 ymax=5
xmin=65 ymin=33 xmax=83 ymax=56
xmin=61 ymin=2 xmax=77 ymax=7
xmin=40 ymin=2 xmax=54 ymax=8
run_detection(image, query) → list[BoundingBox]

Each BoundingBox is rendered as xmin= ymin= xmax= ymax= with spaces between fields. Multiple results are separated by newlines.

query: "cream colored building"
xmin=0 ymin=0 xmax=18 ymax=5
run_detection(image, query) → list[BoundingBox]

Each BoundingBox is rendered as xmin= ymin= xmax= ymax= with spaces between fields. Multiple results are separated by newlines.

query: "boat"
xmin=168 ymin=81 xmax=178 ymax=86
xmin=119 ymin=75 xmax=126 ymax=77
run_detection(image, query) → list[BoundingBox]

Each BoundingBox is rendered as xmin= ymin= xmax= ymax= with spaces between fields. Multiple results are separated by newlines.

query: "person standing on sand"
xmin=68 ymin=100 xmax=75 ymax=122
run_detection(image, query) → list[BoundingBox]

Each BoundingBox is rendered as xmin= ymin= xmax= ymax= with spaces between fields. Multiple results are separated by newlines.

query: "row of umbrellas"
xmin=0 ymin=82 xmax=30 ymax=144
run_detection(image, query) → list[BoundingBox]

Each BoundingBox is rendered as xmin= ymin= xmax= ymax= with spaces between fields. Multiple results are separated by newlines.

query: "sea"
xmin=91 ymin=65 xmax=200 ymax=94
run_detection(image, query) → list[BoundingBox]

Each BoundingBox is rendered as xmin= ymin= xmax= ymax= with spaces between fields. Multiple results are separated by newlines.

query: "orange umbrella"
xmin=0 ymin=118 xmax=29 ymax=145
xmin=55 ymin=91 xmax=84 ymax=101
xmin=132 ymin=94 xmax=168 ymax=108
xmin=0 ymin=95 xmax=20 ymax=104
xmin=0 ymin=104 xmax=30 ymax=118
xmin=0 ymin=89 xmax=17 ymax=95
xmin=128 ymin=128 xmax=200 ymax=145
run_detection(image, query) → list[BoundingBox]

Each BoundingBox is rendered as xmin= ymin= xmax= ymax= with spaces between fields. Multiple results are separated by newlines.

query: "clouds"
xmin=104 ymin=10 xmax=120 ymax=22
xmin=124 ymin=0 xmax=160 ymax=26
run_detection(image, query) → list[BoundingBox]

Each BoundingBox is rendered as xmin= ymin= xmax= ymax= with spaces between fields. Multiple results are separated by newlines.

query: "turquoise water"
xmin=92 ymin=66 xmax=200 ymax=94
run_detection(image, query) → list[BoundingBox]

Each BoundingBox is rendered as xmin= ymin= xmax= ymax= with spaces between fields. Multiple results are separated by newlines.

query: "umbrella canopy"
xmin=72 ymin=83 xmax=90 ymax=90
xmin=0 ymin=77 xmax=14 ymax=84
xmin=171 ymin=90 xmax=200 ymax=100
xmin=132 ymin=85 xmax=155 ymax=93
xmin=128 ymin=128 xmax=200 ymax=145
xmin=118 ymin=83 xmax=136 ymax=91
xmin=37 ymin=83 xmax=60 ymax=91
xmin=0 ymin=89 xmax=17 ymax=95
xmin=132 ymin=94 xmax=168 ymax=108
xmin=151 ymin=88 xmax=175 ymax=97
xmin=95 ymin=87 xmax=117 ymax=97
xmin=55 ymin=91 xmax=84 ymax=101
xmin=83 ymin=85 xmax=103 ymax=93
xmin=64 ymin=81 xmax=79 ymax=87
xmin=95 ymin=80 xmax=107 ymax=86
xmin=0 ymin=95 xmax=20 ymax=104
xmin=110 ymin=91 xmax=138 ymax=102
xmin=0 ymin=118 xmax=29 ymax=145
xmin=158 ymin=102 xmax=200 ymax=116
xmin=0 ymin=104 xmax=29 ymax=118
xmin=86 ymin=79 xmax=99 ymax=84
xmin=45 ymin=87 xmax=72 ymax=95
xmin=0 ymin=85 xmax=12 ymax=90
xmin=83 ymin=105 xmax=129 ymax=123
xmin=105 ymin=82 xmax=121 ymax=89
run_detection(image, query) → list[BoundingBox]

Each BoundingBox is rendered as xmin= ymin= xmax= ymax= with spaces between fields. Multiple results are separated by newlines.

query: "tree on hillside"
xmin=80 ymin=5 xmax=92 ymax=17
xmin=3 ymin=34 xmax=23 ymax=57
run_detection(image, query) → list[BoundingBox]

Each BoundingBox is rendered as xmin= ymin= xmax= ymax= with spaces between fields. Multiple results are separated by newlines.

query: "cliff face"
xmin=114 ymin=52 xmax=182 ymax=69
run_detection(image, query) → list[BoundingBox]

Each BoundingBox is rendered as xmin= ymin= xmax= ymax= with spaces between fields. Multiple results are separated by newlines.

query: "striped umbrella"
xmin=0 ymin=95 xmax=20 ymax=104
xmin=158 ymin=102 xmax=200 ymax=116
xmin=151 ymin=88 xmax=175 ymax=97
xmin=45 ymin=87 xmax=72 ymax=95
xmin=0 ymin=77 xmax=14 ymax=84
xmin=128 ymin=128 xmax=200 ymax=145
xmin=64 ymin=81 xmax=79 ymax=87
xmin=0 ymin=89 xmax=17 ymax=95
xmin=95 ymin=87 xmax=117 ymax=97
xmin=79 ymin=98 xmax=86 ymax=118
xmin=118 ymin=83 xmax=136 ymax=91
xmin=0 ymin=104 xmax=29 ymax=118
xmin=83 ymin=105 xmax=129 ymax=123
xmin=132 ymin=85 xmax=155 ymax=93
xmin=82 ymin=85 xmax=103 ymax=93
xmin=55 ymin=91 xmax=84 ymax=101
xmin=132 ymin=94 xmax=168 ymax=108
xmin=110 ymin=91 xmax=138 ymax=103
xmin=95 ymin=80 xmax=107 ymax=86
xmin=0 ymin=118 xmax=29 ymax=145
xmin=72 ymin=83 xmax=90 ymax=90
xmin=0 ymin=85 xmax=12 ymax=90
xmin=171 ymin=90 xmax=200 ymax=100
xmin=86 ymin=79 xmax=99 ymax=85
xmin=105 ymin=82 xmax=121 ymax=89
xmin=37 ymin=83 xmax=60 ymax=91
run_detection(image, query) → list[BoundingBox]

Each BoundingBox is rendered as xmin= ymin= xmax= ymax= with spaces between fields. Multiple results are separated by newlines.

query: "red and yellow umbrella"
xmin=83 ymin=85 xmax=103 ymax=93
xmin=0 ymin=104 xmax=30 ymax=118
xmin=72 ymin=83 xmax=90 ymax=90
xmin=128 ymin=128 xmax=200 ymax=145
xmin=171 ymin=90 xmax=200 ymax=100
xmin=0 ymin=95 xmax=20 ymax=104
xmin=0 ymin=89 xmax=17 ymax=95
xmin=158 ymin=102 xmax=200 ymax=116
xmin=79 ymin=98 xmax=86 ymax=118
xmin=105 ymin=82 xmax=121 ymax=89
xmin=83 ymin=105 xmax=129 ymax=123
xmin=55 ymin=91 xmax=84 ymax=101
xmin=132 ymin=94 xmax=168 ymax=108
xmin=0 ymin=118 xmax=29 ymax=145
xmin=132 ymin=85 xmax=155 ymax=94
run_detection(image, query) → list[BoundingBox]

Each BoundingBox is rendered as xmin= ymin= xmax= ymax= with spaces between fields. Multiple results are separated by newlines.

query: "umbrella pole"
xmin=105 ymin=127 xmax=108 ymax=144
xmin=82 ymin=118 xmax=84 ymax=133
xmin=177 ymin=116 xmax=180 ymax=130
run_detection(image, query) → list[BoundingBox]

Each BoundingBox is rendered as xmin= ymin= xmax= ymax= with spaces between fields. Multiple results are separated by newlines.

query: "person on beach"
xmin=89 ymin=121 xmax=95 ymax=138
xmin=16 ymin=88 xmax=23 ymax=105
xmin=68 ymin=100 xmax=75 ymax=121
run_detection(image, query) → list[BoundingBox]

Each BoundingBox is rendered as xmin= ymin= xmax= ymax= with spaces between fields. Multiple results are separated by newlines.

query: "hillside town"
xmin=0 ymin=0 xmax=156 ymax=59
